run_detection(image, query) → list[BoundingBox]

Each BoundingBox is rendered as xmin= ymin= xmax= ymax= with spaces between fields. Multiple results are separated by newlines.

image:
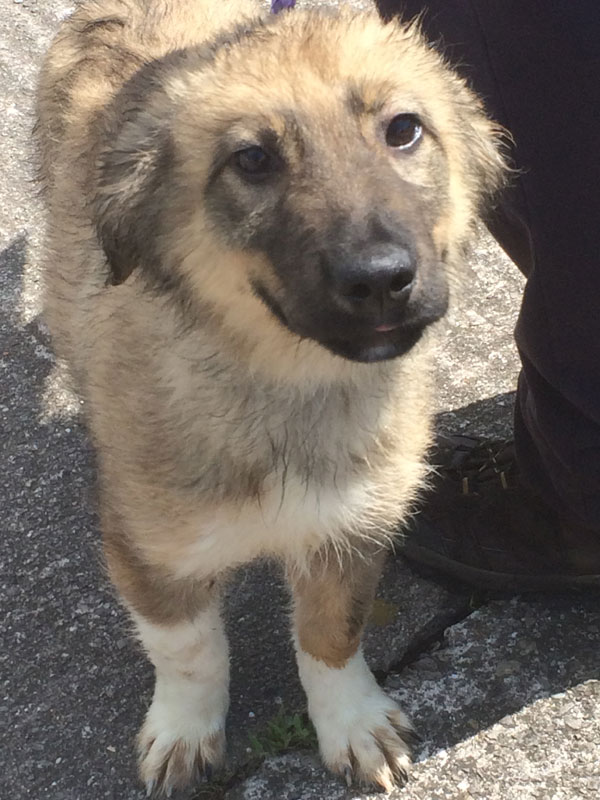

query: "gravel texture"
xmin=2 ymin=2 xmax=597 ymax=800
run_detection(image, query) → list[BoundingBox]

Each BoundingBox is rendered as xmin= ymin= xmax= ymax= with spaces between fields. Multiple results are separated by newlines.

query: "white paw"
xmin=298 ymin=650 xmax=414 ymax=791
xmin=131 ymin=609 xmax=230 ymax=796
xmin=137 ymin=696 xmax=226 ymax=797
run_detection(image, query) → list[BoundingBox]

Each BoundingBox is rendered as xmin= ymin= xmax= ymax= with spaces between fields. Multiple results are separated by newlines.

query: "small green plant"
xmin=248 ymin=707 xmax=317 ymax=758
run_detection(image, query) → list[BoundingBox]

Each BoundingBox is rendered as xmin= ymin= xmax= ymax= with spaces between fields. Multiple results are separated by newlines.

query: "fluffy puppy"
xmin=36 ymin=0 xmax=505 ymax=795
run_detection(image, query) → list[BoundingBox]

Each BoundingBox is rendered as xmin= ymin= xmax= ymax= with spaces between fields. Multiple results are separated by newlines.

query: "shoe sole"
xmin=402 ymin=541 xmax=600 ymax=592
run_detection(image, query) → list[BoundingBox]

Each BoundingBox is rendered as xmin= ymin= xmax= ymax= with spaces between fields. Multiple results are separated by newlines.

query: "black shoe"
xmin=401 ymin=436 xmax=600 ymax=591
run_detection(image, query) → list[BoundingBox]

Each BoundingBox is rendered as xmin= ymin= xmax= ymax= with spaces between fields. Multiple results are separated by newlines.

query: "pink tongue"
xmin=375 ymin=323 xmax=399 ymax=333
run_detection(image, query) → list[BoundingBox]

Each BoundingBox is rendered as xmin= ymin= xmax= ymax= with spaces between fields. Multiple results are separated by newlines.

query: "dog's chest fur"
xmin=90 ymin=293 xmax=424 ymax=577
xmin=163 ymin=365 xmax=398 ymax=574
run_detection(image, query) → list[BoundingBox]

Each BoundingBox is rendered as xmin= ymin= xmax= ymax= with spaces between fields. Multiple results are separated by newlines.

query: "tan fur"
xmin=36 ymin=0 xmax=505 ymax=794
xmin=290 ymin=541 xmax=387 ymax=669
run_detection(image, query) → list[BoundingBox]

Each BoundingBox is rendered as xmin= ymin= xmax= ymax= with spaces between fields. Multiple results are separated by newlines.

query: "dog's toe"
xmin=325 ymin=708 xmax=413 ymax=793
xmin=138 ymin=711 xmax=224 ymax=797
xmin=300 ymin=651 xmax=414 ymax=792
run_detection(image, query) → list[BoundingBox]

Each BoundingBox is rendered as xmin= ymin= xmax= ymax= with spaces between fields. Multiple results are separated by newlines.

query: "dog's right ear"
xmin=95 ymin=108 xmax=173 ymax=285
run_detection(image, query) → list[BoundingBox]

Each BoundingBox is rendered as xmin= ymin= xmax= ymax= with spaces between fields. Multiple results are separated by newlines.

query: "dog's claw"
xmin=393 ymin=765 xmax=409 ymax=785
xmin=165 ymin=785 xmax=173 ymax=799
xmin=193 ymin=764 xmax=204 ymax=786
xmin=145 ymin=779 xmax=155 ymax=798
xmin=399 ymin=726 xmax=422 ymax=746
xmin=408 ymin=728 xmax=423 ymax=744
xmin=388 ymin=715 xmax=421 ymax=746
xmin=343 ymin=765 xmax=353 ymax=787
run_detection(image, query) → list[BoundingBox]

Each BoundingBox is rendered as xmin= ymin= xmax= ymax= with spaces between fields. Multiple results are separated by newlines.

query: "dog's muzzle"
xmin=326 ymin=242 xmax=416 ymax=324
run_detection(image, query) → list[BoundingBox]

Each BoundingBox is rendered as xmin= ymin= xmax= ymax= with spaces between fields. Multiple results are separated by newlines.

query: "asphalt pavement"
xmin=1 ymin=2 xmax=598 ymax=799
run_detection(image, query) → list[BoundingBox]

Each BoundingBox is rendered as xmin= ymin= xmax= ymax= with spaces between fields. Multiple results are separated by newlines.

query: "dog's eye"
xmin=385 ymin=114 xmax=423 ymax=150
xmin=234 ymin=146 xmax=275 ymax=179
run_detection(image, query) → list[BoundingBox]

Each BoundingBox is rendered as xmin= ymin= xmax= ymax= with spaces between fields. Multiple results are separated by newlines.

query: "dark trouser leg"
xmin=375 ymin=0 xmax=600 ymax=529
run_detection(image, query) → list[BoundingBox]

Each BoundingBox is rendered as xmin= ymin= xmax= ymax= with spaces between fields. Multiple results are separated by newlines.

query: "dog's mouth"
xmin=317 ymin=321 xmax=427 ymax=362
xmin=251 ymin=281 xmax=436 ymax=363
xmin=252 ymin=282 xmax=290 ymax=330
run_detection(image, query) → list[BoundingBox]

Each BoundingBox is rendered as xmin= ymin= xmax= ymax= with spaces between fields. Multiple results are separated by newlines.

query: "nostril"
xmin=389 ymin=271 xmax=414 ymax=299
xmin=344 ymin=283 xmax=372 ymax=301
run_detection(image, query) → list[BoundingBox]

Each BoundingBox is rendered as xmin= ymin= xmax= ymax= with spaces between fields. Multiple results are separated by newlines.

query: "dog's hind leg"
xmin=288 ymin=542 xmax=414 ymax=791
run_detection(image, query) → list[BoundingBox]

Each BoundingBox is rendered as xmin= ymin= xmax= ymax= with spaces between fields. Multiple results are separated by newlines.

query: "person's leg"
xmin=375 ymin=0 xmax=600 ymax=584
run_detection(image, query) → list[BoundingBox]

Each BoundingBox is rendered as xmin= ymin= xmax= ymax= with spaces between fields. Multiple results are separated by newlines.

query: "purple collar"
xmin=271 ymin=0 xmax=296 ymax=13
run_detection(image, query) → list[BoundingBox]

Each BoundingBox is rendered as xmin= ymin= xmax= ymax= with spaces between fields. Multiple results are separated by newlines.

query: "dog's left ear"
xmin=462 ymin=108 xmax=509 ymax=202
xmin=450 ymin=80 xmax=510 ymax=206
xmin=94 ymin=108 xmax=173 ymax=285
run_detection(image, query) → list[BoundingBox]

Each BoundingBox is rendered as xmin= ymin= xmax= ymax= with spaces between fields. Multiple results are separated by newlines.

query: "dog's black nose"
xmin=333 ymin=244 xmax=416 ymax=313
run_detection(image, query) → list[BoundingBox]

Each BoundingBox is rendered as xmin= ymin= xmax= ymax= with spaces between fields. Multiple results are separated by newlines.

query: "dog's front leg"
xmin=289 ymin=542 xmax=414 ymax=791
xmin=132 ymin=602 xmax=229 ymax=796
xmin=103 ymin=517 xmax=228 ymax=796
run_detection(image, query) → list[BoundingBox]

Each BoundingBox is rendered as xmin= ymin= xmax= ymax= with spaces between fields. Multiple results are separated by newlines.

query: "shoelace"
xmin=436 ymin=437 xmax=517 ymax=495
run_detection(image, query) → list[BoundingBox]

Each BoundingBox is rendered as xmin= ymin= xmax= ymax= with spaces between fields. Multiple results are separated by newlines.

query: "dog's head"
xmin=95 ymin=10 xmax=506 ymax=367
